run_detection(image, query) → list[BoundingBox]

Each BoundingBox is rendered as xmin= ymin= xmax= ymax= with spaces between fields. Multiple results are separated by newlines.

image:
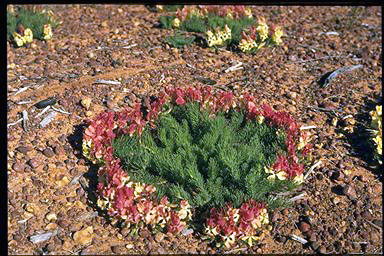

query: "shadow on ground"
xmin=337 ymin=94 xmax=382 ymax=180
xmin=67 ymin=123 xmax=112 ymax=222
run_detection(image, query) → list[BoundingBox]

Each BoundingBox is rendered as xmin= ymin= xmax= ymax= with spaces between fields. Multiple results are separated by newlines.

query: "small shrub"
xmin=7 ymin=5 xmax=59 ymax=47
xmin=370 ymin=105 xmax=382 ymax=164
xmin=159 ymin=5 xmax=284 ymax=53
xmin=82 ymin=86 xmax=311 ymax=248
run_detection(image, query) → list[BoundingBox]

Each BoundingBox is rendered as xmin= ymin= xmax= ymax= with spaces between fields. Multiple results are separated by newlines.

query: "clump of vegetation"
xmin=165 ymin=32 xmax=196 ymax=48
xmin=7 ymin=5 xmax=59 ymax=47
xmin=113 ymin=102 xmax=298 ymax=211
xmin=370 ymin=105 xmax=382 ymax=164
xmin=82 ymin=86 xmax=311 ymax=248
xmin=159 ymin=5 xmax=284 ymax=53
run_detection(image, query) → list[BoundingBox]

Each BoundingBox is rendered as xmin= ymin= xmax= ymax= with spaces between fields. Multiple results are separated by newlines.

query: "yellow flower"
xmin=204 ymin=225 xmax=218 ymax=237
xmin=257 ymin=41 xmax=265 ymax=49
xmin=97 ymin=197 xmax=109 ymax=209
xmin=223 ymin=233 xmax=236 ymax=248
xmin=219 ymin=25 xmax=232 ymax=42
xmin=257 ymin=115 xmax=265 ymax=124
xmin=238 ymin=38 xmax=250 ymax=52
xmin=206 ymin=30 xmax=216 ymax=47
xmin=265 ymin=167 xmax=287 ymax=181
xmin=134 ymin=182 xmax=144 ymax=196
xmin=256 ymin=17 xmax=269 ymax=42
xmin=23 ymin=28 xmax=33 ymax=44
xmin=244 ymin=8 xmax=253 ymax=18
xmin=43 ymin=24 xmax=53 ymax=40
xmin=82 ymin=140 xmax=93 ymax=159
xmin=172 ymin=18 xmax=180 ymax=28
xmin=13 ymin=32 xmax=25 ymax=47
xmin=293 ymin=173 xmax=304 ymax=184
xmin=373 ymin=135 xmax=382 ymax=155
xmin=272 ymin=26 xmax=283 ymax=45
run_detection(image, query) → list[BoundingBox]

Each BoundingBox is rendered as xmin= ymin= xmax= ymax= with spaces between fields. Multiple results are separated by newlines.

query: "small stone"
xmin=43 ymin=147 xmax=55 ymax=157
xmin=28 ymin=158 xmax=42 ymax=169
xmin=155 ymin=232 xmax=165 ymax=243
xmin=85 ymin=111 xmax=93 ymax=117
xmin=73 ymin=226 xmax=93 ymax=246
xmin=58 ymin=135 xmax=67 ymax=143
xmin=329 ymin=227 xmax=337 ymax=236
xmin=29 ymin=231 xmax=56 ymax=244
xmin=45 ymin=223 xmax=58 ymax=230
xmin=120 ymin=226 xmax=131 ymax=237
xmin=16 ymin=146 xmax=31 ymax=154
xmin=101 ymin=21 xmax=108 ymax=27
xmin=299 ymin=221 xmax=311 ymax=233
xmin=306 ymin=230 xmax=316 ymax=242
xmin=12 ymin=162 xmax=24 ymax=172
xmin=81 ymin=97 xmax=92 ymax=110
xmin=25 ymin=203 xmax=39 ymax=214
xmin=126 ymin=243 xmax=134 ymax=249
xmin=310 ymin=241 xmax=319 ymax=251
xmin=58 ymin=219 xmax=69 ymax=228
xmin=328 ymin=169 xmax=344 ymax=181
xmin=318 ymin=246 xmax=326 ymax=254
xmin=275 ymin=234 xmax=287 ymax=243
xmin=56 ymin=176 xmax=70 ymax=187
xmin=111 ymin=245 xmax=126 ymax=254
xmin=45 ymin=212 xmax=57 ymax=222
xmin=333 ymin=196 xmax=341 ymax=204
xmin=342 ymin=185 xmax=357 ymax=199
xmin=54 ymin=145 xmax=65 ymax=156
xmin=87 ymin=52 xmax=95 ymax=59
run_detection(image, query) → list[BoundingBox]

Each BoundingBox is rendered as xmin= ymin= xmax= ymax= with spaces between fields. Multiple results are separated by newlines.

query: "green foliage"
xmin=113 ymin=102 xmax=297 ymax=211
xmin=159 ymin=15 xmax=175 ymax=29
xmin=163 ymin=13 xmax=256 ymax=46
xmin=165 ymin=32 xmax=196 ymax=48
xmin=164 ymin=5 xmax=184 ymax=12
xmin=7 ymin=6 xmax=59 ymax=40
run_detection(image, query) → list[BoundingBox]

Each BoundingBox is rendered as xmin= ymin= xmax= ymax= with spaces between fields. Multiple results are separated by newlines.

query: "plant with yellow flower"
xmin=7 ymin=6 xmax=59 ymax=47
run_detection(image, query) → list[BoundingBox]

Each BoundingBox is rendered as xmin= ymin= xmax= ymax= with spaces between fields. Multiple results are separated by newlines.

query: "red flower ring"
xmin=82 ymin=85 xmax=311 ymax=247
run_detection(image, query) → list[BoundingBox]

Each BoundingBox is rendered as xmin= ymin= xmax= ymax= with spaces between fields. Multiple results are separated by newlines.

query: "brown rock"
xmin=54 ymin=145 xmax=65 ymax=156
xmin=155 ymin=232 xmax=165 ymax=243
xmin=318 ymin=246 xmax=326 ymax=254
xmin=43 ymin=147 xmax=55 ymax=157
xmin=16 ymin=146 xmax=32 ymax=154
xmin=299 ymin=221 xmax=311 ymax=233
xmin=342 ymin=185 xmax=357 ymax=199
xmin=73 ymin=226 xmax=93 ymax=246
xmin=27 ymin=158 xmax=42 ymax=169
xmin=58 ymin=219 xmax=69 ymax=228
xmin=111 ymin=245 xmax=126 ymax=254
xmin=12 ymin=162 xmax=24 ymax=172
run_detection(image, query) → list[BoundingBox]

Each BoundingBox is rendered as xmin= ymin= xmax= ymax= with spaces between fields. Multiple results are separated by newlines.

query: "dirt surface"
xmin=7 ymin=5 xmax=382 ymax=254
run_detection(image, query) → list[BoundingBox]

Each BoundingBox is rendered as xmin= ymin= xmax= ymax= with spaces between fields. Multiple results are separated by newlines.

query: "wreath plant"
xmin=82 ymin=86 xmax=311 ymax=248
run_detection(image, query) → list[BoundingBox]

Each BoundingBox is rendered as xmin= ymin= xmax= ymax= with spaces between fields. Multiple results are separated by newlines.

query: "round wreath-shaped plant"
xmin=82 ymin=85 xmax=311 ymax=248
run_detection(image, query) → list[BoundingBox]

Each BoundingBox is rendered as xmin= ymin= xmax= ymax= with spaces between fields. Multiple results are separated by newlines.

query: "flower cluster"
xmin=82 ymin=85 xmax=310 ymax=244
xmin=370 ymin=105 xmax=382 ymax=162
xmin=206 ymin=25 xmax=232 ymax=47
xmin=204 ymin=200 xmax=270 ymax=248
xmin=13 ymin=24 xmax=33 ymax=47
xmin=239 ymin=17 xmax=283 ymax=52
xmin=198 ymin=5 xmax=253 ymax=19
xmin=96 ymin=160 xmax=192 ymax=232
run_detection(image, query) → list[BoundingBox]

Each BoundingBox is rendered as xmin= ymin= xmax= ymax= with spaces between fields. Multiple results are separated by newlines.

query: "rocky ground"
xmin=7 ymin=5 xmax=382 ymax=254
